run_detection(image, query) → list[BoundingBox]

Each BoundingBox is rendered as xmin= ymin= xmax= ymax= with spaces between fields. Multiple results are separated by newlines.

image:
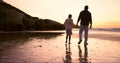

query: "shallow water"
xmin=0 ymin=30 xmax=120 ymax=63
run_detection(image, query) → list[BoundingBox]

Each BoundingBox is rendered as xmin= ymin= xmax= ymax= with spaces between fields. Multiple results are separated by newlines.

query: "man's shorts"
xmin=66 ymin=30 xmax=72 ymax=35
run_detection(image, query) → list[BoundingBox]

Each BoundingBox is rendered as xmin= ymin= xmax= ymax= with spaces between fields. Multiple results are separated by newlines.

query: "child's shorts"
xmin=66 ymin=30 xmax=72 ymax=35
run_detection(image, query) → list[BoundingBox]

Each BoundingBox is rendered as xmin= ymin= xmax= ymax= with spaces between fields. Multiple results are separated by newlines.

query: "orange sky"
xmin=4 ymin=0 xmax=120 ymax=28
xmin=94 ymin=21 xmax=120 ymax=28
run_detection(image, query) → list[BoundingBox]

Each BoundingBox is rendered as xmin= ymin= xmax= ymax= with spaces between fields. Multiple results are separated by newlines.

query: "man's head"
xmin=68 ymin=14 xmax=72 ymax=18
xmin=84 ymin=5 xmax=88 ymax=10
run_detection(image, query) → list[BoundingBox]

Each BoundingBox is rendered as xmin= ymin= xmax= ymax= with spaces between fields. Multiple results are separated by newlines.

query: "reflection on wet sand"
xmin=78 ymin=45 xmax=82 ymax=63
xmin=0 ymin=33 xmax=63 ymax=51
xmin=1 ymin=30 xmax=120 ymax=63
xmin=78 ymin=44 xmax=90 ymax=63
xmin=0 ymin=33 xmax=63 ymax=42
xmin=63 ymin=43 xmax=91 ymax=63
xmin=63 ymin=44 xmax=72 ymax=63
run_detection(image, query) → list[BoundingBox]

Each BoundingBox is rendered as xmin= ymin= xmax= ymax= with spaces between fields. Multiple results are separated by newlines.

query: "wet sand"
xmin=0 ymin=30 xmax=120 ymax=63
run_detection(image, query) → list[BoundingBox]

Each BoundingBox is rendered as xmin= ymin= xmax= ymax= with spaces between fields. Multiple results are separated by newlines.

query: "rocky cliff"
xmin=0 ymin=1 xmax=64 ymax=31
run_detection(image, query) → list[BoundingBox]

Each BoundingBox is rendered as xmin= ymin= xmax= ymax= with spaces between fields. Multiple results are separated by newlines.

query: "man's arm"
xmin=90 ymin=13 xmax=92 ymax=29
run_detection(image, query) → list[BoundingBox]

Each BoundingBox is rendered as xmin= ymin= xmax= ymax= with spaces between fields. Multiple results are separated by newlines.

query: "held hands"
xmin=90 ymin=24 xmax=92 ymax=29
xmin=76 ymin=24 xmax=78 ymax=26
xmin=74 ymin=24 xmax=79 ymax=28
xmin=76 ymin=22 xmax=78 ymax=26
xmin=75 ymin=22 xmax=92 ymax=29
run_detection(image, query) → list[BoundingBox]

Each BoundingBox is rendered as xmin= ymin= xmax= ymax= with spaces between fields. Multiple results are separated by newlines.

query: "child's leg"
xmin=66 ymin=34 xmax=68 ymax=43
xmin=69 ymin=35 xmax=71 ymax=43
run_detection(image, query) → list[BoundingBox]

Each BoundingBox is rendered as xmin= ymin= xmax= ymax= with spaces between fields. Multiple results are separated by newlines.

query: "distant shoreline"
xmin=0 ymin=28 xmax=120 ymax=33
xmin=0 ymin=30 xmax=65 ymax=34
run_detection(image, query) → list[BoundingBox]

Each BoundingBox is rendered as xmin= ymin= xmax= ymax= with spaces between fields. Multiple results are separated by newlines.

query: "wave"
xmin=91 ymin=28 xmax=120 ymax=32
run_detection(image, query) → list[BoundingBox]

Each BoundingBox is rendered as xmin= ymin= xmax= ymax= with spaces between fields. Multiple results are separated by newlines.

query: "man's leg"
xmin=84 ymin=26 xmax=88 ymax=45
xmin=78 ymin=25 xmax=84 ymax=44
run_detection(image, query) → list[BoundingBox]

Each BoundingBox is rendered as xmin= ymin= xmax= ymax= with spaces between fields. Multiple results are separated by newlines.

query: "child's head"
xmin=68 ymin=14 xmax=72 ymax=18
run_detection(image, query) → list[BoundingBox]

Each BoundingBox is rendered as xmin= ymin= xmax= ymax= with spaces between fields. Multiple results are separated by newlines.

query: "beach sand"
xmin=0 ymin=30 xmax=120 ymax=63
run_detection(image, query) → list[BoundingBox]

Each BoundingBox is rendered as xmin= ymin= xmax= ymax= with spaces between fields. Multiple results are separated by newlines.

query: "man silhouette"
xmin=76 ymin=5 xmax=92 ymax=45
